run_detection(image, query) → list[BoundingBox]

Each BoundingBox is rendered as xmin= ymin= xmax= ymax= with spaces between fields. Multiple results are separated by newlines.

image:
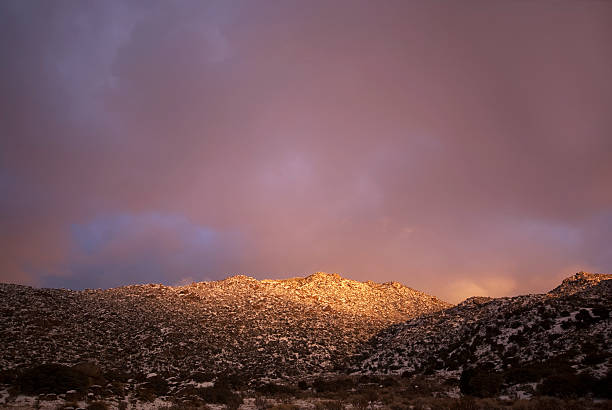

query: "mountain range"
xmin=0 ymin=271 xmax=609 ymax=409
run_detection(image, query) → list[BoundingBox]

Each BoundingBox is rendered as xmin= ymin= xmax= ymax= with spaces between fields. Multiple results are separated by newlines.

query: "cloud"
xmin=40 ymin=212 xmax=243 ymax=289
xmin=0 ymin=1 xmax=611 ymax=296
xmin=444 ymin=276 xmax=518 ymax=304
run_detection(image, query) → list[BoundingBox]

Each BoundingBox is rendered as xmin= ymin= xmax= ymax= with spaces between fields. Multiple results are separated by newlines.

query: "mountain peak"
xmin=456 ymin=295 xmax=495 ymax=307
xmin=219 ymin=274 xmax=258 ymax=283
xmin=550 ymin=271 xmax=611 ymax=295
xmin=306 ymin=271 xmax=343 ymax=281
xmin=0 ymin=272 xmax=449 ymax=382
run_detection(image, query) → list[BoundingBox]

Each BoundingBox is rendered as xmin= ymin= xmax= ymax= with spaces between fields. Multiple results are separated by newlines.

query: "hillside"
xmin=1 ymin=272 xmax=610 ymax=408
xmin=352 ymin=272 xmax=611 ymax=399
xmin=0 ymin=272 xmax=448 ymax=381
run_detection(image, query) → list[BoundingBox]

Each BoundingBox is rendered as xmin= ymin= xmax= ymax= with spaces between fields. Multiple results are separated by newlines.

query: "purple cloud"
xmin=1 ymin=1 xmax=611 ymax=302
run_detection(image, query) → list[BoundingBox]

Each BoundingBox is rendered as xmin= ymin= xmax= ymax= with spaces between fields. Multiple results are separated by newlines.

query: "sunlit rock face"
xmin=353 ymin=272 xmax=611 ymax=380
xmin=0 ymin=272 xmax=449 ymax=380
xmin=549 ymin=271 xmax=612 ymax=296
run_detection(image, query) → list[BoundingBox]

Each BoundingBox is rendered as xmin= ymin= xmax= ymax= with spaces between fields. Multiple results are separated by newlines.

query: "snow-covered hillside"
xmin=352 ymin=272 xmax=611 ymax=398
xmin=0 ymin=272 xmax=448 ymax=380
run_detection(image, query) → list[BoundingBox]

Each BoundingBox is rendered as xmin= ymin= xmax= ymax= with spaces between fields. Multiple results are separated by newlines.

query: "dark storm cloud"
xmin=1 ymin=0 xmax=611 ymax=302
xmin=40 ymin=212 xmax=242 ymax=289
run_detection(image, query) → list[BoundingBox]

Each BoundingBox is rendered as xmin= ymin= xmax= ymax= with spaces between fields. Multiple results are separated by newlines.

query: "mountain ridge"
xmin=352 ymin=272 xmax=611 ymax=400
xmin=0 ymin=272 xmax=449 ymax=381
xmin=0 ymin=271 xmax=610 ymax=408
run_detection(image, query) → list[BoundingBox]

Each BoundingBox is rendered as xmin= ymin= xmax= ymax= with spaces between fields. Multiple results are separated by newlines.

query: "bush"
xmin=0 ymin=370 xmax=17 ymax=385
xmin=190 ymin=371 xmax=215 ymax=382
xmin=16 ymin=364 xmax=90 ymax=394
xmin=351 ymin=396 xmax=370 ymax=409
xmin=538 ymin=373 xmax=588 ymax=398
xmin=583 ymin=352 xmax=609 ymax=365
xmin=87 ymin=402 xmax=108 ymax=410
xmin=107 ymin=380 xmax=125 ymax=396
xmin=380 ymin=376 xmax=398 ymax=387
xmin=256 ymin=382 xmax=297 ymax=396
xmin=449 ymin=397 xmax=479 ymax=410
xmin=312 ymin=377 xmax=355 ymax=393
xmin=358 ymin=375 xmax=380 ymax=384
xmin=592 ymin=371 xmax=612 ymax=399
xmin=197 ymin=385 xmax=242 ymax=408
xmin=575 ymin=309 xmax=595 ymax=328
xmin=215 ymin=373 xmax=248 ymax=389
xmin=504 ymin=365 xmax=542 ymax=384
xmin=315 ymin=400 xmax=343 ymax=410
xmin=505 ymin=357 xmax=575 ymax=385
xmin=254 ymin=395 xmax=267 ymax=409
xmin=143 ymin=375 xmax=169 ymax=395
xmin=592 ymin=306 xmax=610 ymax=319
xmin=459 ymin=368 xmax=503 ymax=397
xmin=103 ymin=369 xmax=130 ymax=383
xmin=136 ymin=388 xmax=157 ymax=402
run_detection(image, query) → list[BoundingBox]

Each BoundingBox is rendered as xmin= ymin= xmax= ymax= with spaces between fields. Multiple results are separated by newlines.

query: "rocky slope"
xmin=0 ymin=272 xmax=449 ymax=381
xmin=352 ymin=272 xmax=611 ymax=397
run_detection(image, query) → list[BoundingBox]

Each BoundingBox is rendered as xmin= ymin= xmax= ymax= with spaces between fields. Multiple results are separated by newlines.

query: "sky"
xmin=1 ymin=0 xmax=611 ymax=303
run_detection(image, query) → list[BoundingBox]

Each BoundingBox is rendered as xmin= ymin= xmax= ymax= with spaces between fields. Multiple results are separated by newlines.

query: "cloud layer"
xmin=1 ymin=0 xmax=611 ymax=302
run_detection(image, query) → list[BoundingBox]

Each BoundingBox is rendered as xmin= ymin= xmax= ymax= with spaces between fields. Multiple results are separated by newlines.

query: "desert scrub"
xmin=17 ymin=364 xmax=90 ymax=395
xmin=86 ymin=402 xmax=108 ymax=410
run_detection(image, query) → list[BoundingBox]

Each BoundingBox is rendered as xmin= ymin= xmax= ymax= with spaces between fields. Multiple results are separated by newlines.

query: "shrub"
xmin=592 ymin=306 xmax=610 ymax=319
xmin=215 ymin=373 xmax=248 ymax=389
xmin=592 ymin=371 xmax=612 ymax=399
xmin=255 ymin=382 xmax=297 ymax=396
xmin=504 ymin=365 xmax=542 ymax=384
xmin=538 ymin=373 xmax=588 ymax=398
xmin=351 ymin=396 xmax=370 ymax=409
xmin=107 ymin=380 xmax=125 ymax=396
xmin=380 ymin=377 xmax=398 ymax=387
xmin=358 ymin=375 xmax=380 ymax=384
xmin=575 ymin=309 xmax=595 ymax=328
xmin=143 ymin=375 xmax=169 ymax=395
xmin=254 ymin=395 xmax=267 ymax=409
xmin=103 ymin=369 xmax=130 ymax=383
xmin=315 ymin=400 xmax=343 ymax=410
xmin=197 ymin=385 xmax=242 ymax=408
xmin=312 ymin=377 xmax=354 ymax=393
xmin=71 ymin=362 xmax=104 ymax=383
xmin=16 ymin=364 xmax=90 ymax=394
xmin=87 ymin=402 xmax=108 ymax=410
xmin=459 ymin=368 xmax=503 ymax=397
xmin=519 ymin=397 xmax=564 ymax=410
xmin=136 ymin=388 xmax=157 ymax=402
xmin=449 ymin=397 xmax=479 ymax=410
xmin=401 ymin=370 xmax=415 ymax=378
xmin=0 ymin=370 xmax=17 ymax=385
xmin=190 ymin=371 xmax=215 ymax=382
xmin=583 ymin=352 xmax=609 ymax=365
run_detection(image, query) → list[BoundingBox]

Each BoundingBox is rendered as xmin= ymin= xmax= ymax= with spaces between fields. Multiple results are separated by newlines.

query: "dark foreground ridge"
xmin=0 ymin=272 xmax=610 ymax=409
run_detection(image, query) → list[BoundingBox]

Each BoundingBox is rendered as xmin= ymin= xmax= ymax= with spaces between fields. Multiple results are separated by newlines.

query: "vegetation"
xmin=86 ymin=402 xmax=108 ymax=410
xmin=460 ymin=368 xmax=503 ymax=397
xmin=16 ymin=363 xmax=90 ymax=395
xmin=196 ymin=385 xmax=243 ymax=408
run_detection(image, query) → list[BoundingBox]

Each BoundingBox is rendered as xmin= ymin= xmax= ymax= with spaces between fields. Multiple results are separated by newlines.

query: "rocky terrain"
xmin=0 ymin=271 xmax=610 ymax=409
xmin=0 ymin=272 xmax=448 ymax=380
xmin=352 ymin=272 xmax=612 ymax=400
